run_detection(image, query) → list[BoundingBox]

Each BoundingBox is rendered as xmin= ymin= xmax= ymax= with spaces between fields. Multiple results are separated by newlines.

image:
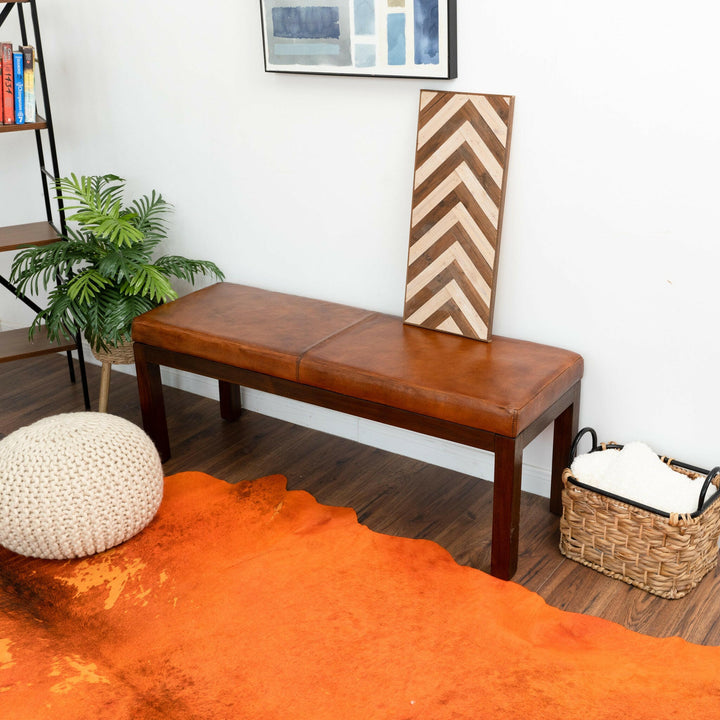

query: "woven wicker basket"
xmin=559 ymin=428 xmax=720 ymax=599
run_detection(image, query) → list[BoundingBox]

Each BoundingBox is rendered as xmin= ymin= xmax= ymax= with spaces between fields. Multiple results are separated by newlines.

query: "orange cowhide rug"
xmin=2 ymin=472 xmax=720 ymax=719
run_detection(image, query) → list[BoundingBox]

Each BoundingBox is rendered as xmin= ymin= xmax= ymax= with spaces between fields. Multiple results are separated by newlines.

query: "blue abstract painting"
xmin=261 ymin=0 xmax=456 ymax=78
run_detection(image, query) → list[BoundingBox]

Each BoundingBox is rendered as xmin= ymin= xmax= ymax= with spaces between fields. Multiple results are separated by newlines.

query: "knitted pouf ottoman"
xmin=0 ymin=412 xmax=163 ymax=559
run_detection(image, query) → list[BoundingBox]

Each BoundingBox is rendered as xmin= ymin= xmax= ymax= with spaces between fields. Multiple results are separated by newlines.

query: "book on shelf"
xmin=12 ymin=50 xmax=24 ymax=124
xmin=21 ymin=45 xmax=35 ymax=123
xmin=1 ymin=42 xmax=13 ymax=125
xmin=0 ymin=44 xmax=37 ymax=126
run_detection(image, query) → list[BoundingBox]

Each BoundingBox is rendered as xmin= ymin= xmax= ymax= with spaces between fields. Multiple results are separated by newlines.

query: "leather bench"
xmin=132 ymin=282 xmax=583 ymax=580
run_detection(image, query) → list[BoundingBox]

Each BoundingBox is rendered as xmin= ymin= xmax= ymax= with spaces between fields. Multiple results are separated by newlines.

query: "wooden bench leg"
xmin=491 ymin=434 xmax=523 ymax=580
xmin=134 ymin=343 xmax=171 ymax=462
xmin=219 ymin=380 xmax=242 ymax=421
xmin=549 ymin=382 xmax=581 ymax=515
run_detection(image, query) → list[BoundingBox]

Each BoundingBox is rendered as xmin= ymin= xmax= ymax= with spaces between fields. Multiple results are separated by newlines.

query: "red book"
xmin=1 ymin=42 xmax=13 ymax=125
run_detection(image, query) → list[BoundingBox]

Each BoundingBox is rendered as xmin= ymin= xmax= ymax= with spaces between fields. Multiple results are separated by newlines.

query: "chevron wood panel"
xmin=403 ymin=90 xmax=514 ymax=342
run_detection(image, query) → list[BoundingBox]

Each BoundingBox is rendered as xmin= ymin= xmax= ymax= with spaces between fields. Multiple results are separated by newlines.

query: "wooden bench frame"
xmin=134 ymin=341 xmax=580 ymax=581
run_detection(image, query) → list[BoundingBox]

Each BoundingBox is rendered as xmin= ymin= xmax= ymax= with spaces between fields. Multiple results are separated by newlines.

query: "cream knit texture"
xmin=0 ymin=412 xmax=163 ymax=559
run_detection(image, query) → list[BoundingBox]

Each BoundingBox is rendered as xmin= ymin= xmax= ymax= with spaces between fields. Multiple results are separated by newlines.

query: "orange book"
xmin=1 ymin=42 xmax=13 ymax=124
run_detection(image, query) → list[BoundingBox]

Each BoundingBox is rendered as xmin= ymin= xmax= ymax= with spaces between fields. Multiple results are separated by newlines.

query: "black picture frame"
xmin=260 ymin=0 xmax=457 ymax=79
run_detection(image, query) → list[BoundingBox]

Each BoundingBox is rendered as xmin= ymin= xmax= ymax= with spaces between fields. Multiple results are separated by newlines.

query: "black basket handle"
xmin=568 ymin=427 xmax=598 ymax=465
xmin=697 ymin=467 xmax=720 ymax=512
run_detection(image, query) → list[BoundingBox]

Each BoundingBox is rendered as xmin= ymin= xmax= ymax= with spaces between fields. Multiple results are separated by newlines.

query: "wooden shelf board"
xmin=0 ymin=116 xmax=48 ymax=133
xmin=0 ymin=326 xmax=76 ymax=363
xmin=0 ymin=221 xmax=60 ymax=252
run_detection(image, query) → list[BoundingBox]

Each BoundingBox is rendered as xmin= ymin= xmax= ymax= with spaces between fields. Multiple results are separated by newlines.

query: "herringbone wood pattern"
xmin=404 ymin=90 xmax=514 ymax=341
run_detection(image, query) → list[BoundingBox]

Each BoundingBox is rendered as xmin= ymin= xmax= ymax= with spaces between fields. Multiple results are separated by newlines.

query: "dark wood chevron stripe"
xmin=404 ymin=90 xmax=514 ymax=342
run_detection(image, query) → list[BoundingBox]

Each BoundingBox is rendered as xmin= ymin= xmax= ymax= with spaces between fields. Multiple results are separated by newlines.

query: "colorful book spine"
xmin=12 ymin=50 xmax=24 ymax=124
xmin=1 ymin=42 xmax=13 ymax=125
xmin=22 ymin=45 xmax=35 ymax=123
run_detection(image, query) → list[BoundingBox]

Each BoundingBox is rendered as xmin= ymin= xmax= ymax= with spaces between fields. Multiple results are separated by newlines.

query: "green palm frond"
xmin=121 ymin=264 xmax=176 ymax=303
xmin=154 ymin=255 xmax=224 ymax=284
xmin=11 ymin=244 xmax=66 ymax=296
xmin=57 ymin=173 xmax=144 ymax=247
xmin=57 ymin=173 xmax=125 ymax=215
xmin=131 ymin=191 xmax=171 ymax=240
xmin=66 ymin=269 xmax=110 ymax=304
xmin=57 ymin=174 xmax=106 ymax=220
xmin=30 ymin=284 xmax=87 ymax=344
xmin=96 ymin=244 xmax=149 ymax=283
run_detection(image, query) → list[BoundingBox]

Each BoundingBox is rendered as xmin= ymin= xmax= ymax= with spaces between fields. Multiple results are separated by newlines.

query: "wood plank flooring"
xmin=2 ymin=354 xmax=720 ymax=645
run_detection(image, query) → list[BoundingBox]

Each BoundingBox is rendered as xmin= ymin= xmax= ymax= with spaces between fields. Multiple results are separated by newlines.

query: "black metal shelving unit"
xmin=0 ymin=0 xmax=90 ymax=409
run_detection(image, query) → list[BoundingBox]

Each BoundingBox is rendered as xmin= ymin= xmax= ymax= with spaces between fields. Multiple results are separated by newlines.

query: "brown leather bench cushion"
xmin=300 ymin=313 xmax=582 ymax=436
xmin=132 ymin=283 xmax=373 ymax=381
xmin=132 ymin=283 xmax=583 ymax=437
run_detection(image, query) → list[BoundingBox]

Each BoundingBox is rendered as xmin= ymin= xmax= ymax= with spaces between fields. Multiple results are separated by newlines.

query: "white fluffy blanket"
xmin=570 ymin=442 xmax=715 ymax=515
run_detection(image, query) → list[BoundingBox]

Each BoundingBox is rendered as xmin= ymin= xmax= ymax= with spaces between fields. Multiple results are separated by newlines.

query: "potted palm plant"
xmin=10 ymin=173 xmax=224 ymax=358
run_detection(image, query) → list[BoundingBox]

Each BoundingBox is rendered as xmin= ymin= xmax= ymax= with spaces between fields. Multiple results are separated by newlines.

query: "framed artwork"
xmin=260 ymin=0 xmax=457 ymax=79
xmin=403 ymin=90 xmax=515 ymax=342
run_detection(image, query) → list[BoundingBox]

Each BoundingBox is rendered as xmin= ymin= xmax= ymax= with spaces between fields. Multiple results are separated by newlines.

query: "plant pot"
xmin=91 ymin=340 xmax=135 ymax=413
xmin=91 ymin=340 xmax=135 ymax=366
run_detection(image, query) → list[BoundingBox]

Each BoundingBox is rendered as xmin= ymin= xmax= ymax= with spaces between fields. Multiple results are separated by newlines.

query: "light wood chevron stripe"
xmin=403 ymin=90 xmax=514 ymax=342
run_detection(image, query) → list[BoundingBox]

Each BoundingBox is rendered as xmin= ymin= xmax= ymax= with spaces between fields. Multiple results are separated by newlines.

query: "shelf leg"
xmin=65 ymin=349 xmax=76 ymax=382
xmin=75 ymin=339 xmax=91 ymax=410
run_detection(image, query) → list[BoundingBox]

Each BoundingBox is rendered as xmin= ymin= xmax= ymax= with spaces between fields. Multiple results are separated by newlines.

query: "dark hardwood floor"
xmin=3 ymin=354 xmax=720 ymax=645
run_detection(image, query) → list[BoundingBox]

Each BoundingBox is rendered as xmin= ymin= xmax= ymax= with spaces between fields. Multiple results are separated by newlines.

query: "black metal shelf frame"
xmin=0 ymin=0 xmax=90 ymax=409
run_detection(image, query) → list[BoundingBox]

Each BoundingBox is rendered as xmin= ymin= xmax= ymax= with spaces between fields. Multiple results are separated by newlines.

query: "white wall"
xmin=2 ymin=0 xmax=719 ymax=492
